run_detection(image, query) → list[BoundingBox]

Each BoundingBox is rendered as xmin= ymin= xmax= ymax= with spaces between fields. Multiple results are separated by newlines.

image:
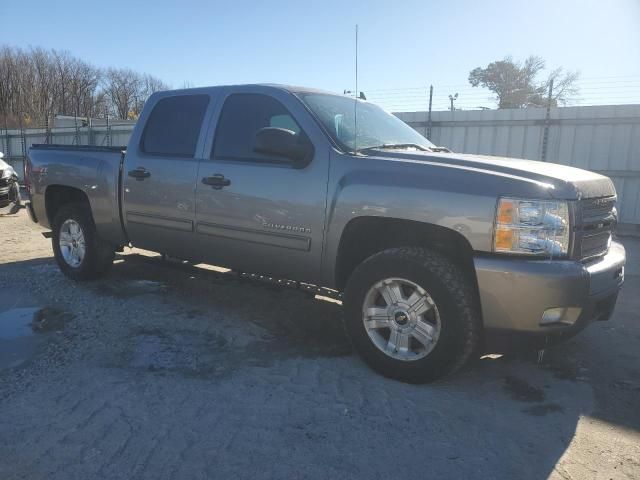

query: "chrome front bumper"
xmin=474 ymin=241 xmax=625 ymax=338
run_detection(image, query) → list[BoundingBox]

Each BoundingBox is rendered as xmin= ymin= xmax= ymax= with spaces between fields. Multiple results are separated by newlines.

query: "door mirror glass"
xmin=253 ymin=127 xmax=313 ymax=168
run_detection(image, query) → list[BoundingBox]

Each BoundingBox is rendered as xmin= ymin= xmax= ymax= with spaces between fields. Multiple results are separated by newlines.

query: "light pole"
xmin=449 ymin=93 xmax=459 ymax=111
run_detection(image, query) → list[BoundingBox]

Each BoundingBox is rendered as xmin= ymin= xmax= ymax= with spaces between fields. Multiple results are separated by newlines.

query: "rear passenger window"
xmin=142 ymin=94 xmax=210 ymax=157
xmin=212 ymin=94 xmax=303 ymax=161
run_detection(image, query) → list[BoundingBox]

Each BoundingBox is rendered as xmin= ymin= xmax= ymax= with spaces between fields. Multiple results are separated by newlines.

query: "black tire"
xmin=344 ymin=247 xmax=482 ymax=383
xmin=51 ymin=203 xmax=115 ymax=280
xmin=7 ymin=182 xmax=21 ymax=214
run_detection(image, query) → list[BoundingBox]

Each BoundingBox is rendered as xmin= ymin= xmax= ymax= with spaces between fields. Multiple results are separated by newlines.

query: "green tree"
xmin=468 ymin=56 xmax=579 ymax=109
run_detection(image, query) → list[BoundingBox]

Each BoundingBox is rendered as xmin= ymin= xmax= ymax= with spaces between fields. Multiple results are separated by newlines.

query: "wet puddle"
xmin=0 ymin=306 xmax=72 ymax=370
xmin=0 ymin=307 xmax=42 ymax=339
xmin=522 ymin=403 xmax=565 ymax=416
xmin=127 ymin=320 xmax=351 ymax=378
xmin=96 ymin=279 xmax=167 ymax=299
xmin=503 ymin=375 xmax=546 ymax=402
xmin=129 ymin=330 xmax=229 ymax=374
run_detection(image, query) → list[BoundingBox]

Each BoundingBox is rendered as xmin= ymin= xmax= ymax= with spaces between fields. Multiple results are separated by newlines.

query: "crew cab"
xmin=25 ymin=84 xmax=626 ymax=382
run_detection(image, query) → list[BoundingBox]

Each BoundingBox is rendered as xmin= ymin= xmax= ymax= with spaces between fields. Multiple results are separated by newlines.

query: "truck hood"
xmin=370 ymin=150 xmax=615 ymax=200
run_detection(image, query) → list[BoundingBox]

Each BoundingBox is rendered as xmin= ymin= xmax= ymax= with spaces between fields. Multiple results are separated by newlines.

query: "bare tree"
xmin=0 ymin=45 xmax=171 ymax=127
xmin=102 ymin=69 xmax=169 ymax=120
xmin=30 ymin=47 xmax=58 ymax=125
xmin=137 ymin=73 xmax=169 ymax=116
xmin=103 ymin=68 xmax=141 ymax=120
xmin=67 ymin=57 xmax=101 ymax=119
xmin=52 ymin=50 xmax=73 ymax=118
xmin=543 ymin=67 xmax=580 ymax=106
xmin=0 ymin=47 xmax=19 ymax=127
xmin=142 ymin=74 xmax=169 ymax=96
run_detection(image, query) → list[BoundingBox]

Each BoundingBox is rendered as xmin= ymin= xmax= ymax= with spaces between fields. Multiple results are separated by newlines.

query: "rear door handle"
xmin=128 ymin=167 xmax=151 ymax=181
xmin=202 ymin=174 xmax=231 ymax=189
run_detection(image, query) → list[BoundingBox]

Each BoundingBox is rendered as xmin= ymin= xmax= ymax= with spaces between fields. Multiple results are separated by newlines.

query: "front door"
xmin=194 ymin=91 xmax=329 ymax=283
xmin=123 ymin=93 xmax=211 ymax=257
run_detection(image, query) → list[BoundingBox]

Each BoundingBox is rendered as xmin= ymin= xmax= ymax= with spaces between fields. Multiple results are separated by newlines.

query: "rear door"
xmin=122 ymin=93 xmax=211 ymax=256
xmin=193 ymin=88 xmax=329 ymax=283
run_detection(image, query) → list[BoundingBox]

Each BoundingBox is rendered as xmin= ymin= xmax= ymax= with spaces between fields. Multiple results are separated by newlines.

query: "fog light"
xmin=540 ymin=307 xmax=582 ymax=326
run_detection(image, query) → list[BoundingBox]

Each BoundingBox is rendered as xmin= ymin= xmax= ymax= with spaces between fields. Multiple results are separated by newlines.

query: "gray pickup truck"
xmin=25 ymin=84 xmax=626 ymax=382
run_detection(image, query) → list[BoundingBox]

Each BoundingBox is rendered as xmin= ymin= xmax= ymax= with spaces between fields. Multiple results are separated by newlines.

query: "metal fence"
xmin=396 ymin=104 xmax=640 ymax=227
xmin=1 ymin=123 xmax=134 ymax=181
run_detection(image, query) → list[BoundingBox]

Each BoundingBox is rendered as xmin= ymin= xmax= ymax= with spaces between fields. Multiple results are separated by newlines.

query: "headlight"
xmin=1 ymin=166 xmax=15 ymax=179
xmin=493 ymin=197 xmax=570 ymax=257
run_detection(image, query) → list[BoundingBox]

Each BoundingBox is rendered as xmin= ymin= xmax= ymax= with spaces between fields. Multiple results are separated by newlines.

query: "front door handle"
xmin=128 ymin=167 xmax=151 ymax=181
xmin=202 ymin=174 xmax=231 ymax=189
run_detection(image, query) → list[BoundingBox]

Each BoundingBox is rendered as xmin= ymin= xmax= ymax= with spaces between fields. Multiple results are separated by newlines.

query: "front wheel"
xmin=52 ymin=203 xmax=115 ymax=280
xmin=7 ymin=182 xmax=21 ymax=214
xmin=344 ymin=247 xmax=482 ymax=383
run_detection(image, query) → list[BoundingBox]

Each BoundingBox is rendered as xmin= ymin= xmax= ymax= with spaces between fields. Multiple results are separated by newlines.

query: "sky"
xmin=2 ymin=0 xmax=640 ymax=110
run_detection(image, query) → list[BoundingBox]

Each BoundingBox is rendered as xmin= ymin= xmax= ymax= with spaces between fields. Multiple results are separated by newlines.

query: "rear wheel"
xmin=52 ymin=203 xmax=115 ymax=280
xmin=344 ymin=247 xmax=481 ymax=383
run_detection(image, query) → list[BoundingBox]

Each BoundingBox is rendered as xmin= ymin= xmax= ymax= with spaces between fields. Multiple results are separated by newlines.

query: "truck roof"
xmin=152 ymin=83 xmax=341 ymax=98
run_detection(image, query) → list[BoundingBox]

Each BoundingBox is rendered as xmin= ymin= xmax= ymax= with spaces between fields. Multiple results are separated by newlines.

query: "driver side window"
xmin=212 ymin=94 xmax=303 ymax=162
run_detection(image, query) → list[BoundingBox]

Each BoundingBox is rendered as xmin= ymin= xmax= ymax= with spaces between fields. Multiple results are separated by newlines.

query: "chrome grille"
xmin=576 ymin=196 xmax=616 ymax=260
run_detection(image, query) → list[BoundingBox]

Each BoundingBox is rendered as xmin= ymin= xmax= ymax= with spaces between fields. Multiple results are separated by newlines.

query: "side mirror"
xmin=0 ymin=151 xmax=4 ymax=159
xmin=253 ymin=127 xmax=313 ymax=168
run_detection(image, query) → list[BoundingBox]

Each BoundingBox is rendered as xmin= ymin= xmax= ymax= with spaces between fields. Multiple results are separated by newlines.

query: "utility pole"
xmin=2 ymin=117 xmax=11 ymax=159
xmin=541 ymin=78 xmax=554 ymax=162
xmin=73 ymin=112 xmax=80 ymax=145
xmin=18 ymin=112 xmax=26 ymax=162
xmin=44 ymin=114 xmax=51 ymax=144
xmin=449 ymin=93 xmax=458 ymax=111
xmin=104 ymin=107 xmax=111 ymax=147
xmin=427 ymin=85 xmax=433 ymax=139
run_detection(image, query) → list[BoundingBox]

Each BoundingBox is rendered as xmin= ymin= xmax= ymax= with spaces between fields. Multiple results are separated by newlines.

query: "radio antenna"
xmin=354 ymin=24 xmax=359 ymax=154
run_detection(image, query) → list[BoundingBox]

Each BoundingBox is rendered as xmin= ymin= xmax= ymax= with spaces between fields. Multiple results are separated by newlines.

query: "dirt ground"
xmin=0 ymin=209 xmax=638 ymax=480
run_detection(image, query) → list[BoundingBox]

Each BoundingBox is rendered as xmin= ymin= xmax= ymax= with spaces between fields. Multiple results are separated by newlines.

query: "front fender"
xmin=319 ymin=149 xmax=561 ymax=288
xmin=320 ymin=170 xmax=498 ymax=287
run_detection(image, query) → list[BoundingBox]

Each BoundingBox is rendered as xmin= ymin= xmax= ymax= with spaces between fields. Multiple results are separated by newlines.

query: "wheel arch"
xmin=334 ymin=216 xmax=478 ymax=293
xmin=45 ymin=185 xmax=92 ymax=228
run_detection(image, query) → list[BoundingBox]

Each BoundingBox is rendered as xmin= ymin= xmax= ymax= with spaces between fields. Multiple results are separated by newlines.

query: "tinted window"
xmin=142 ymin=94 xmax=210 ymax=157
xmin=213 ymin=94 xmax=303 ymax=161
xmin=270 ymin=114 xmax=300 ymax=134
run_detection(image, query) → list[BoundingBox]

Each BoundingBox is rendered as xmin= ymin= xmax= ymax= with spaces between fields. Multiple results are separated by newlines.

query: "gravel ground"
xmin=0 ymin=209 xmax=638 ymax=480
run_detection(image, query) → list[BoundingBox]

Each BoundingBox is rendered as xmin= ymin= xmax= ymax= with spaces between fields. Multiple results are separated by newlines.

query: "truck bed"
xmin=30 ymin=144 xmax=126 ymax=153
xmin=27 ymin=144 xmax=128 ymax=247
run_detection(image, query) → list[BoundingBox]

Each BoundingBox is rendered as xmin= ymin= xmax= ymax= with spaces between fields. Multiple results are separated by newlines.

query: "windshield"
xmin=297 ymin=93 xmax=435 ymax=153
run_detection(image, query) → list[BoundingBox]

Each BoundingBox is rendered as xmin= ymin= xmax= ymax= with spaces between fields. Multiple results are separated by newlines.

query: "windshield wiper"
xmin=429 ymin=146 xmax=451 ymax=153
xmin=356 ymin=143 xmax=430 ymax=153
